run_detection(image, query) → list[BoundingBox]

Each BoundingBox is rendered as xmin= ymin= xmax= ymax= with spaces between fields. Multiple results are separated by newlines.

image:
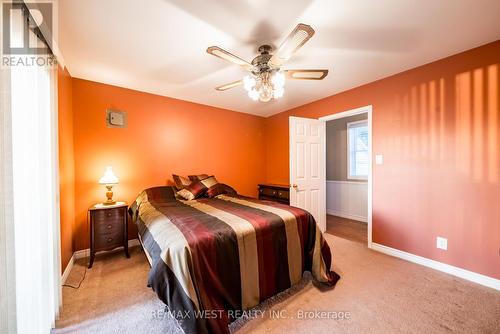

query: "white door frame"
xmin=319 ymin=105 xmax=373 ymax=248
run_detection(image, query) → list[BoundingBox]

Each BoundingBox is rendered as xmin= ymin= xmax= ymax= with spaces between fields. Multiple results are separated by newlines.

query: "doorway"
xmin=319 ymin=106 xmax=372 ymax=247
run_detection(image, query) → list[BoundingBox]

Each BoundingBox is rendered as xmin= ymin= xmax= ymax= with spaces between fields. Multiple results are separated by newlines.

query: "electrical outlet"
xmin=375 ymin=154 xmax=384 ymax=165
xmin=436 ymin=237 xmax=447 ymax=250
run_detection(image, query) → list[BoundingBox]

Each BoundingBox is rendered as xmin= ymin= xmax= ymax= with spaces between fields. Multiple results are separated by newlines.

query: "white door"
xmin=289 ymin=116 xmax=326 ymax=231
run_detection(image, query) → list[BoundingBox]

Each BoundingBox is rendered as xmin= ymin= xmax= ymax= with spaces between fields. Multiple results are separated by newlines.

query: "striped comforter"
xmin=130 ymin=186 xmax=340 ymax=334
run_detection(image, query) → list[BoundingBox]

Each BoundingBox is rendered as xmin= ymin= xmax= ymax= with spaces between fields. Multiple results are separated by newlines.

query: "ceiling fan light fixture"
xmin=243 ymin=75 xmax=256 ymax=91
xmin=271 ymin=71 xmax=285 ymax=89
xmin=248 ymin=88 xmax=259 ymax=101
xmin=259 ymin=90 xmax=273 ymax=102
xmin=273 ymin=87 xmax=284 ymax=99
xmin=243 ymin=71 xmax=285 ymax=102
xmin=242 ymin=70 xmax=287 ymax=102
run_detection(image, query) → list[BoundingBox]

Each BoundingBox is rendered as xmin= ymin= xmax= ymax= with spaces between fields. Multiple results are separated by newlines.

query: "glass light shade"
xmin=259 ymin=88 xmax=272 ymax=102
xmin=99 ymin=166 xmax=119 ymax=185
xmin=273 ymin=87 xmax=284 ymax=99
xmin=243 ymin=71 xmax=286 ymax=102
xmin=243 ymin=75 xmax=256 ymax=91
xmin=271 ymin=71 xmax=285 ymax=89
xmin=248 ymin=89 xmax=259 ymax=101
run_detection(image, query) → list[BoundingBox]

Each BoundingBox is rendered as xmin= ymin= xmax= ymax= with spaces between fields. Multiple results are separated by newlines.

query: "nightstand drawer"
xmin=93 ymin=208 xmax=125 ymax=222
xmin=277 ymin=190 xmax=289 ymax=200
xmin=260 ymin=187 xmax=278 ymax=197
xmin=94 ymin=219 xmax=122 ymax=235
xmin=258 ymin=184 xmax=290 ymax=205
xmin=94 ymin=228 xmax=124 ymax=251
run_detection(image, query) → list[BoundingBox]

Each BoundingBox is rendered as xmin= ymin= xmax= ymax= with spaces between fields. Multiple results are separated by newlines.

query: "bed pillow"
xmin=206 ymin=183 xmax=237 ymax=198
xmin=144 ymin=186 xmax=177 ymax=202
xmin=188 ymin=174 xmax=209 ymax=182
xmin=172 ymin=174 xmax=192 ymax=190
xmin=177 ymin=176 xmax=219 ymax=200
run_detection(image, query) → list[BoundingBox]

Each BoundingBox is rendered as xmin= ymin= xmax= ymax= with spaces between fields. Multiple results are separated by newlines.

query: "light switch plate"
xmin=375 ymin=154 xmax=384 ymax=165
xmin=436 ymin=237 xmax=447 ymax=250
xmin=106 ymin=109 xmax=127 ymax=128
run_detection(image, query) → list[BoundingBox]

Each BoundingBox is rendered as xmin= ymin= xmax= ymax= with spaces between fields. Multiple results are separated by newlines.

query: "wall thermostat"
xmin=106 ymin=109 xmax=127 ymax=128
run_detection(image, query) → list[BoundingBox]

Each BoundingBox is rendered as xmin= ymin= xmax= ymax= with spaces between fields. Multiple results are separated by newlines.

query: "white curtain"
xmin=10 ymin=59 xmax=61 ymax=334
xmin=0 ymin=58 xmax=18 ymax=334
xmin=0 ymin=4 xmax=62 ymax=332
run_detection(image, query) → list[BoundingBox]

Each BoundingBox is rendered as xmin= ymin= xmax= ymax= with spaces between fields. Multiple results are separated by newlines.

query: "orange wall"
xmin=264 ymin=41 xmax=500 ymax=279
xmin=58 ymin=66 xmax=75 ymax=271
xmin=71 ymin=79 xmax=266 ymax=250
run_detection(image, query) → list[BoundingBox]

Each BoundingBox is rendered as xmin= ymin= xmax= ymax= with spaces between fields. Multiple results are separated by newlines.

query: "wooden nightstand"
xmin=258 ymin=184 xmax=290 ymax=205
xmin=88 ymin=202 xmax=129 ymax=268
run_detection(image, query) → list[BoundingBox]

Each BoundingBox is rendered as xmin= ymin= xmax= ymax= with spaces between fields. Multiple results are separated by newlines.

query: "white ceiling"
xmin=59 ymin=0 xmax=500 ymax=117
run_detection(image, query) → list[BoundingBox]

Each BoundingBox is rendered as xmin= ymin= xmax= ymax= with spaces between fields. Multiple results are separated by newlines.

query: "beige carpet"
xmin=54 ymin=234 xmax=500 ymax=334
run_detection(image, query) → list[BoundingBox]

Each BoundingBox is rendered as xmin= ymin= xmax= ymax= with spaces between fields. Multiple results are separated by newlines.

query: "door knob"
xmin=292 ymin=184 xmax=298 ymax=190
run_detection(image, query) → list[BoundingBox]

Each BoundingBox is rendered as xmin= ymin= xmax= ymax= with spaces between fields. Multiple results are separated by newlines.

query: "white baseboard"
xmin=370 ymin=243 xmax=500 ymax=291
xmin=61 ymin=254 xmax=74 ymax=284
xmin=327 ymin=209 xmax=367 ymax=223
xmin=61 ymin=239 xmax=141 ymax=283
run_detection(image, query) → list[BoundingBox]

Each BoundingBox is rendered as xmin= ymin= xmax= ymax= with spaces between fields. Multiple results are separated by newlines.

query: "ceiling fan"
xmin=206 ymin=23 xmax=328 ymax=102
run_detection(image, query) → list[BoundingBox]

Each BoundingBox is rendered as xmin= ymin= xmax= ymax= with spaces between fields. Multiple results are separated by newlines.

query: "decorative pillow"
xmin=206 ymin=183 xmax=237 ymax=198
xmin=188 ymin=174 xmax=209 ymax=182
xmin=144 ymin=186 xmax=177 ymax=202
xmin=172 ymin=174 xmax=192 ymax=190
xmin=177 ymin=176 xmax=219 ymax=200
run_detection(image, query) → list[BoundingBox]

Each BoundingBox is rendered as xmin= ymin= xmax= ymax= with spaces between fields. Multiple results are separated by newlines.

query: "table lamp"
xmin=99 ymin=166 xmax=119 ymax=205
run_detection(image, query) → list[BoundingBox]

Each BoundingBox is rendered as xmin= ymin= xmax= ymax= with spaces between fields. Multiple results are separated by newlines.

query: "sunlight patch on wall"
xmin=429 ymin=80 xmax=437 ymax=159
xmin=487 ymin=64 xmax=498 ymax=183
xmin=410 ymin=86 xmax=419 ymax=162
xmin=439 ymin=78 xmax=446 ymax=164
xmin=401 ymin=79 xmax=447 ymax=166
xmin=455 ymin=71 xmax=472 ymax=178
xmin=419 ymin=83 xmax=428 ymax=160
xmin=455 ymin=65 xmax=499 ymax=183
xmin=401 ymin=93 xmax=410 ymax=162
xmin=472 ymin=68 xmax=484 ymax=182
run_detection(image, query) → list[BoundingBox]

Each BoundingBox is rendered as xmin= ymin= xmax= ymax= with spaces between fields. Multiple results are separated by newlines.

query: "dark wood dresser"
xmin=88 ymin=202 xmax=129 ymax=268
xmin=258 ymin=184 xmax=290 ymax=205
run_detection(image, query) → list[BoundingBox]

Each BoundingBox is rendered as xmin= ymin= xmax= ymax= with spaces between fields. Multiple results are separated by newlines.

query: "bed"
xmin=129 ymin=185 xmax=340 ymax=334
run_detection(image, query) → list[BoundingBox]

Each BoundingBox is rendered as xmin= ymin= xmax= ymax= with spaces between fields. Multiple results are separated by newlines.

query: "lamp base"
xmin=104 ymin=185 xmax=115 ymax=205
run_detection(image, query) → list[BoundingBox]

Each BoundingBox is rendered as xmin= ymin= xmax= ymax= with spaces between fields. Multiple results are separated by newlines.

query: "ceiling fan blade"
xmin=285 ymin=69 xmax=328 ymax=80
xmin=207 ymin=46 xmax=254 ymax=71
xmin=215 ymin=80 xmax=243 ymax=91
xmin=269 ymin=23 xmax=315 ymax=68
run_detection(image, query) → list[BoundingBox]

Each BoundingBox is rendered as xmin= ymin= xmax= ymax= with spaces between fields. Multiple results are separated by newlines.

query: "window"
xmin=347 ymin=120 xmax=368 ymax=180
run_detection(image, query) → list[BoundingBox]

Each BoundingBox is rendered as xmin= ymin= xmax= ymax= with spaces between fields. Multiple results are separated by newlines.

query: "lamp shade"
xmin=99 ymin=166 xmax=119 ymax=185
